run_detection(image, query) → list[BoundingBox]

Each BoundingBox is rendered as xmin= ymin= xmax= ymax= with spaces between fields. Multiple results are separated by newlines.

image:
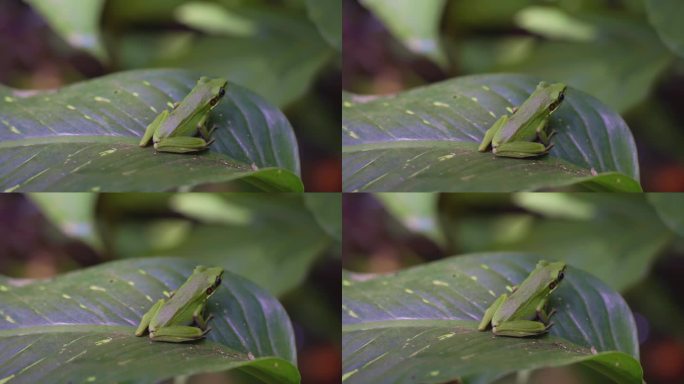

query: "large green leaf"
xmin=306 ymin=0 xmax=342 ymax=51
xmin=25 ymin=0 xmax=107 ymax=61
xmin=646 ymin=0 xmax=684 ymax=59
xmin=0 ymin=258 xmax=299 ymax=383
xmin=342 ymin=75 xmax=641 ymax=192
xmin=342 ymin=253 xmax=642 ymax=384
xmin=359 ymin=0 xmax=447 ymax=66
xmin=0 ymin=69 xmax=301 ymax=192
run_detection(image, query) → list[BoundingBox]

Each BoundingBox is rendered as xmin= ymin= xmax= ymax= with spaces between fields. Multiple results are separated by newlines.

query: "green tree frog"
xmin=139 ymin=77 xmax=228 ymax=153
xmin=135 ymin=265 xmax=224 ymax=342
xmin=478 ymin=260 xmax=566 ymax=337
xmin=478 ymin=82 xmax=567 ymax=158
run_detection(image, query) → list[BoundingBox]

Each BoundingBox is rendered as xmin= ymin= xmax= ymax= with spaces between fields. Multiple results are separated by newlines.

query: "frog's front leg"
xmin=154 ymin=136 xmax=210 ymax=153
xmin=478 ymin=293 xmax=507 ymax=331
xmin=149 ymin=325 xmax=208 ymax=342
xmin=193 ymin=303 xmax=214 ymax=331
xmin=492 ymin=319 xmax=551 ymax=337
xmin=195 ymin=114 xmax=216 ymax=145
xmin=478 ymin=115 xmax=508 ymax=152
xmin=135 ymin=298 xmax=165 ymax=336
xmin=139 ymin=110 xmax=169 ymax=147
xmin=535 ymin=296 xmax=556 ymax=324
xmin=535 ymin=117 xmax=556 ymax=146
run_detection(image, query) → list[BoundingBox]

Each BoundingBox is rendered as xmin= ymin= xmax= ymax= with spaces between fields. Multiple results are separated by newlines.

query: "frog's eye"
xmin=558 ymin=271 xmax=565 ymax=281
xmin=215 ymin=276 xmax=222 ymax=286
xmin=219 ymin=88 xmax=226 ymax=98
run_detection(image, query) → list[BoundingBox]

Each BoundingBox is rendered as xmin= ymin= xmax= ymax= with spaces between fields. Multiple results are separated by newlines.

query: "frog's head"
xmin=193 ymin=265 xmax=224 ymax=297
xmin=545 ymin=83 xmax=567 ymax=112
xmin=197 ymin=77 xmax=229 ymax=107
xmin=547 ymin=261 xmax=566 ymax=292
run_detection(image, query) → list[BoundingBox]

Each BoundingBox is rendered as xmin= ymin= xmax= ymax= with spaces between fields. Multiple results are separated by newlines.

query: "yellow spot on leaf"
xmin=94 ymin=96 xmax=111 ymax=103
xmin=62 ymin=294 xmax=72 ymax=299
xmin=348 ymin=310 xmax=359 ymax=318
xmin=432 ymin=280 xmax=449 ymax=287
xmin=432 ymin=101 xmax=449 ymax=107
xmin=4 ymin=96 xmax=14 ymax=103
xmin=0 ymin=285 xmax=8 ymax=292
xmin=437 ymin=332 xmax=455 ymax=340
xmin=95 ymin=337 xmax=112 ymax=346
xmin=404 ymin=288 xmax=414 ymax=294
xmin=343 ymin=101 xmax=353 ymax=107
xmin=10 ymin=126 xmax=20 ymax=134
xmin=145 ymin=295 xmax=153 ymax=302
xmin=482 ymin=85 xmax=490 ymax=91
xmin=342 ymin=280 xmax=351 ymax=286
xmin=99 ymin=149 xmax=116 ymax=156
xmin=405 ymin=109 xmax=415 ymax=115
xmin=5 ymin=315 xmax=15 ymax=324
xmin=89 ymin=285 xmax=106 ymax=292
xmin=471 ymin=97 xmax=478 ymax=102
xmin=437 ymin=154 xmax=455 ymax=161
xmin=470 ymin=275 xmax=478 ymax=281
xmin=66 ymin=105 xmax=76 ymax=110
xmin=342 ymin=369 xmax=358 ymax=381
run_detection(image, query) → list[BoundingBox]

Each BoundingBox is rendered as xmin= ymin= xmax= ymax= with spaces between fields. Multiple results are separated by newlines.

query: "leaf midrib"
xmin=0 ymin=136 xmax=137 ymax=148
xmin=0 ymin=324 xmax=133 ymax=337
xmin=342 ymin=319 xmax=476 ymax=332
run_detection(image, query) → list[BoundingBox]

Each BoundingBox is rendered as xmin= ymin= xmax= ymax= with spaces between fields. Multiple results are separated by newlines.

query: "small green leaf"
xmin=0 ymin=69 xmax=301 ymax=192
xmin=304 ymin=193 xmax=342 ymax=242
xmin=342 ymin=253 xmax=642 ymax=384
xmin=342 ymin=75 xmax=641 ymax=192
xmin=375 ymin=193 xmax=444 ymax=246
xmin=28 ymin=193 xmax=102 ymax=251
xmin=646 ymin=0 xmax=684 ymax=58
xmin=306 ymin=0 xmax=342 ymax=51
xmin=0 ymin=258 xmax=299 ymax=383
xmin=359 ymin=0 xmax=447 ymax=66
xmin=25 ymin=0 xmax=107 ymax=61
xmin=648 ymin=193 xmax=684 ymax=237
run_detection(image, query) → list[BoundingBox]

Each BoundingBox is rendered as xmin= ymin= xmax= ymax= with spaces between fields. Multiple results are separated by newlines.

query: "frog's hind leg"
xmin=154 ymin=137 xmax=210 ymax=153
xmin=149 ymin=325 xmax=208 ymax=342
